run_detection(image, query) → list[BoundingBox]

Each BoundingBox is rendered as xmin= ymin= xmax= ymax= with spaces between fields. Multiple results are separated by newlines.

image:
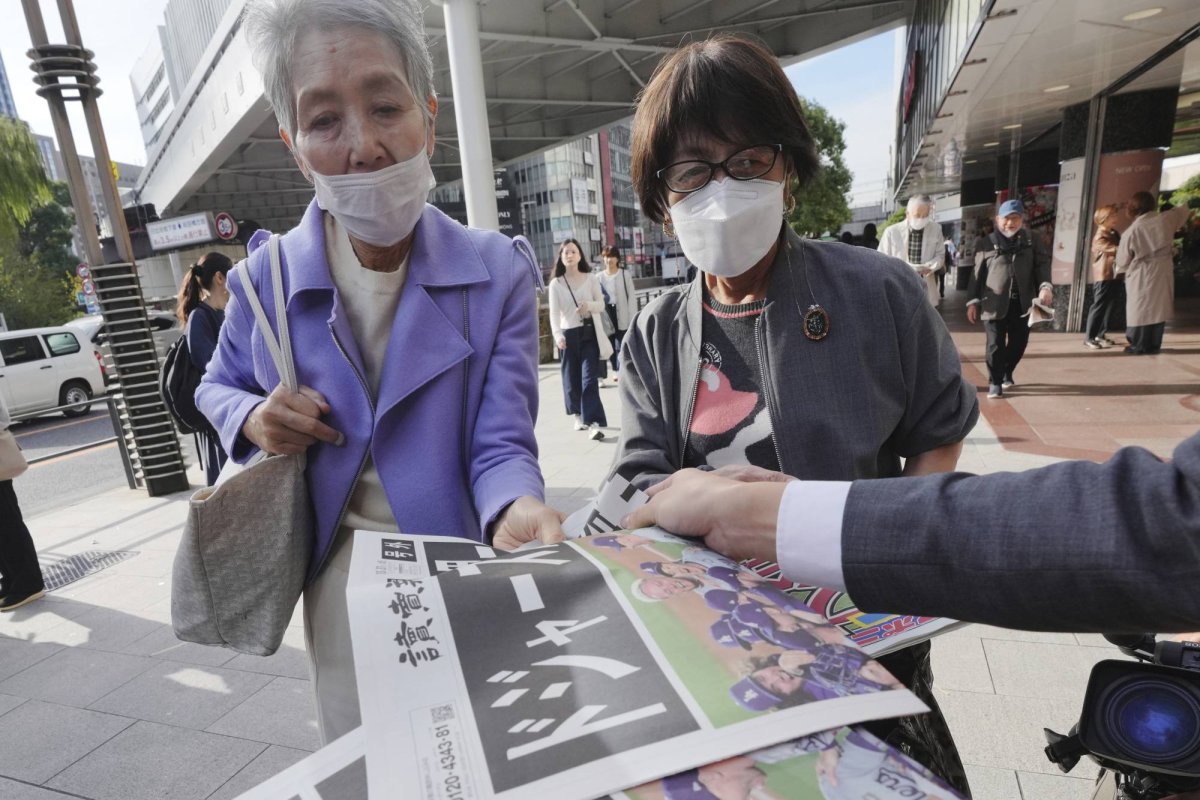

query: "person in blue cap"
xmin=965 ymin=198 xmax=1053 ymax=399
xmin=661 ymin=755 xmax=771 ymax=800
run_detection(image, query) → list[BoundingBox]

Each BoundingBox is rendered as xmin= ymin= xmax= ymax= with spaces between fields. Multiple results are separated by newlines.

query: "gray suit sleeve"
xmin=841 ymin=432 xmax=1200 ymax=632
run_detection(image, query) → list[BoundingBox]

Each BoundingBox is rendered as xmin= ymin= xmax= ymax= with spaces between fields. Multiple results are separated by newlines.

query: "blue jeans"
xmin=608 ymin=329 xmax=625 ymax=372
xmin=561 ymin=326 xmax=607 ymax=426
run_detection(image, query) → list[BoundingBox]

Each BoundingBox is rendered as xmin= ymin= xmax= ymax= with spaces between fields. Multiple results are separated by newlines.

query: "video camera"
xmin=1045 ymin=634 xmax=1200 ymax=800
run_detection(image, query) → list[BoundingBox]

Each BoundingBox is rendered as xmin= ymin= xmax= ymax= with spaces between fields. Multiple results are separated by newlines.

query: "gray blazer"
xmin=967 ymin=230 xmax=1051 ymax=320
xmin=612 ymin=231 xmax=978 ymax=486
xmin=841 ymin=431 xmax=1200 ymax=632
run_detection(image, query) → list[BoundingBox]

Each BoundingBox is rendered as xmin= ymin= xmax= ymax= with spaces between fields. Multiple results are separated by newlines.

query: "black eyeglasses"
xmin=656 ymin=144 xmax=783 ymax=194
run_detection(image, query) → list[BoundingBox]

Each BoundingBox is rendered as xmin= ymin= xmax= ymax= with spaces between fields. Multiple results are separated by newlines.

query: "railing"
xmin=13 ymin=394 xmax=140 ymax=489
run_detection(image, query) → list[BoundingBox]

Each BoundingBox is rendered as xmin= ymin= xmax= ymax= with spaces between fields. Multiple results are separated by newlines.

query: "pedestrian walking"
xmin=548 ymin=238 xmax=610 ymax=439
xmin=198 ymin=0 xmax=561 ymax=750
xmin=878 ymin=195 xmax=944 ymax=306
xmin=858 ymin=222 xmax=879 ymax=250
xmin=0 ymin=394 xmax=45 ymax=612
xmin=596 ymin=244 xmax=637 ymax=386
xmin=1084 ymin=204 xmax=1124 ymax=350
xmin=966 ymin=199 xmax=1053 ymax=398
xmin=1116 ymin=192 xmax=1192 ymax=354
xmin=176 ymin=251 xmax=233 ymax=485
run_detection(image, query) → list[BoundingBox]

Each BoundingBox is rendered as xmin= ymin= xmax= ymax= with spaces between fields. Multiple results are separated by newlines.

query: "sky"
xmin=1 ymin=4 xmax=899 ymax=206
xmin=786 ymin=28 xmax=900 ymax=208
xmin=0 ymin=0 xmax=170 ymax=167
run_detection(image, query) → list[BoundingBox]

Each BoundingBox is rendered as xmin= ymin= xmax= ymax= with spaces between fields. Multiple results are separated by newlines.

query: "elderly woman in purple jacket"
xmin=196 ymin=0 xmax=561 ymax=745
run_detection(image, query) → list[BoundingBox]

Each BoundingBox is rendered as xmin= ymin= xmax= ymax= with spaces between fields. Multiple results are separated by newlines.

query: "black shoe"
xmin=0 ymin=589 xmax=45 ymax=612
xmin=1124 ymin=346 xmax=1146 ymax=355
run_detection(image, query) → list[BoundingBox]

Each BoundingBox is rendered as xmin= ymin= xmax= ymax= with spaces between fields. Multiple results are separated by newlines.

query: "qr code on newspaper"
xmin=431 ymin=704 xmax=455 ymax=724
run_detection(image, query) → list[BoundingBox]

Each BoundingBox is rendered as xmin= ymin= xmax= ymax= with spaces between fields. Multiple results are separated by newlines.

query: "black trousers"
xmin=984 ymin=296 xmax=1031 ymax=386
xmin=1085 ymin=280 xmax=1124 ymax=342
xmin=0 ymin=480 xmax=44 ymax=596
xmin=560 ymin=326 xmax=607 ymax=426
xmin=1127 ymin=322 xmax=1165 ymax=354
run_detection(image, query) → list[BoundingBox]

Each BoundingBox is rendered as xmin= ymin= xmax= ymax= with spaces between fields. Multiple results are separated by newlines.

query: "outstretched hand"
xmin=622 ymin=469 xmax=785 ymax=563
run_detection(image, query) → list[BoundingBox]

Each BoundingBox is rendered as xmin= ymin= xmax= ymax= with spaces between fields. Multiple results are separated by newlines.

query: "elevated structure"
xmin=136 ymin=0 xmax=914 ymax=235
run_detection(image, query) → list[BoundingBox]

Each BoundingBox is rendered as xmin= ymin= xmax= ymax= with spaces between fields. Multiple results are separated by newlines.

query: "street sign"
xmin=76 ymin=291 xmax=85 ymax=306
xmin=214 ymin=211 xmax=238 ymax=241
xmin=81 ymin=279 xmax=95 ymax=295
xmin=85 ymin=301 xmax=100 ymax=314
xmin=76 ymin=264 xmax=90 ymax=279
xmin=146 ymin=212 xmax=216 ymax=250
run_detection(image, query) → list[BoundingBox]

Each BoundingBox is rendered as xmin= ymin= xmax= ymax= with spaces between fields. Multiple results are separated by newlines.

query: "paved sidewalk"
xmin=1 ymin=301 xmax=1197 ymax=797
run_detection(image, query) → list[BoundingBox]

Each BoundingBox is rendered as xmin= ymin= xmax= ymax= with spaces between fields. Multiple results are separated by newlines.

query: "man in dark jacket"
xmin=966 ymin=199 xmax=1052 ymax=398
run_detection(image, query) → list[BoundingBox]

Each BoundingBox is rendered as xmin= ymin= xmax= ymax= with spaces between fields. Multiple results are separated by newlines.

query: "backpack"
xmin=160 ymin=331 xmax=212 ymax=435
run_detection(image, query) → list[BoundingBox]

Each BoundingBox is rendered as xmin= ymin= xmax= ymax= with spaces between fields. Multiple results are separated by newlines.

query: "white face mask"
xmin=908 ymin=215 xmax=933 ymax=231
xmin=669 ymin=178 xmax=784 ymax=278
xmin=308 ymin=142 xmax=436 ymax=247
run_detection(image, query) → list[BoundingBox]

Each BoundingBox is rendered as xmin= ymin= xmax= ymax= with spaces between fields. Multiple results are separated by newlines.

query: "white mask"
xmin=908 ymin=215 xmax=933 ymax=231
xmin=669 ymin=177 xmax=784 ymax=277
xmin=309 ymin=143 xmax=436 ymax=247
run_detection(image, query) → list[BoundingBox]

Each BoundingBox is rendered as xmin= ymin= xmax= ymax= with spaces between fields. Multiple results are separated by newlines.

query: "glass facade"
xmin=894 ymin=0 xmax=987 ymax=192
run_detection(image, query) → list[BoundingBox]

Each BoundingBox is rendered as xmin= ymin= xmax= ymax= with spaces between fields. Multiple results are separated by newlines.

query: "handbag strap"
xmin=238 ymin=234 xmax=298 ymax=394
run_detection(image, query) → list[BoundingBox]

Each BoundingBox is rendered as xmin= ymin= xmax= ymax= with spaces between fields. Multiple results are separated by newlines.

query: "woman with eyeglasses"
xmin=610 ymin=34 xmax=979 ymax=793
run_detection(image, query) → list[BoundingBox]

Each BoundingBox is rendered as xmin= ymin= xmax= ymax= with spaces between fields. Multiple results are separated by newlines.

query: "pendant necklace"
xmin=784 ymin=239 xmax=830 ymax=341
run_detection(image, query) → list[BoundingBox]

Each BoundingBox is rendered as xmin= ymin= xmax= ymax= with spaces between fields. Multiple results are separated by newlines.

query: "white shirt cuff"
xmin=775 ymin=480 xmax=850 ymax=591
xmin=965 ymin=298 xmax=980 ymax=307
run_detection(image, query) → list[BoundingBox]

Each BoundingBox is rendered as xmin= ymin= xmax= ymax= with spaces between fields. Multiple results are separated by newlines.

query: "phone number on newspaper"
xmin=418 ymin=703 xmax=475 ymax=800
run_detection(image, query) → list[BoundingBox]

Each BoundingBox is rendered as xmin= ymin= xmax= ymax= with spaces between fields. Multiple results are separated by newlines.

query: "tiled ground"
xmin=2 ymin=293 xmax=1197 ymax=798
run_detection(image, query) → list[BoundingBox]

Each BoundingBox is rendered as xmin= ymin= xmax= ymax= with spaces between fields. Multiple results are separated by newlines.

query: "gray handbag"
xmin=171 ymin=234 xmax=314 ymax=656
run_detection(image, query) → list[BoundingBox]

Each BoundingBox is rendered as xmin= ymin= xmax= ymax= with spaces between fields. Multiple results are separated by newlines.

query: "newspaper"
xmin=609 ymin=726 xmax=965 ymax=800
xmin=342 ymin=529 xmax=926 ymax=800
xmin=570 ymin=476 xmax=961 ymax=657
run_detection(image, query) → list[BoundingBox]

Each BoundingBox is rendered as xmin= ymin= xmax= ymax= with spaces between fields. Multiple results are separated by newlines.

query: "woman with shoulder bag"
xmin=176 ymin=251 xmax=233 ymax=485
xmin=548 ymin=238 xmax=611 ymax=440
xmin=196 ymin=0 xmax=563 ymax=748
xmin=0 ymin=394 xmax=45 ymax=612
xmin=597 ymin=244 xmax=637 ymax=385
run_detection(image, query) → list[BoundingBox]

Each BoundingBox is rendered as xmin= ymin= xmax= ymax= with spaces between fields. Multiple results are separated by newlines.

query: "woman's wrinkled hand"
xmin=242 ymin=384 xmax=343 ymax=456
xmin=492 ymin=496 xmax=566 ymax=551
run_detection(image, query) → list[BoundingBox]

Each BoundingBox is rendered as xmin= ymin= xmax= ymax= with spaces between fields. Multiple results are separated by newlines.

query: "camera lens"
xmin=1103 ymin=678 xmax=1200 ymax=764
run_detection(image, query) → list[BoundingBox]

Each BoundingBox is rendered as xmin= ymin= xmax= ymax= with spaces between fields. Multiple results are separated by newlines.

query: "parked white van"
xmin=0 ymin=327 xmax=106 ymax=419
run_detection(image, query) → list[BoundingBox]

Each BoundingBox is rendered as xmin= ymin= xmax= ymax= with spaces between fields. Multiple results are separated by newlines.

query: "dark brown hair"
xmin=176 ymin=251 xmax=233 ymax=324
xmin=553 ymin=238 xmax=591 ymax=278
xmin=600 ymin=244 xmax=622 ymax=266
xmin=630 ymin=33 xmax=819 ymax=223
xmin=1129 ymin=191 xmax=1156 ymax=216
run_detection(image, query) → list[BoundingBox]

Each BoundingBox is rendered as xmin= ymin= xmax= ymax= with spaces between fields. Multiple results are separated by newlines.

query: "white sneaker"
xmin=588 ymin=423 xmax=605 ymax=441
xmin=573 ymin=415 xmax=587 ymax=431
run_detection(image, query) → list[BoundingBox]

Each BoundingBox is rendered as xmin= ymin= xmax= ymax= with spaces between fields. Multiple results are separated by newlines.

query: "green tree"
xmin=1170 ymin=173 xmax=1200 ymax=208
xmin=0 ymin=245 xmax=75 ymax=329
xmin=788 ymin=98 xmax=853 ymax=238
xmin=0 ymin=117 xmax=52 ymax=250
xmin=20 ymin=182 xmax=77 ymax=273
xmin=877 ymin=207 xmax=906 ymax=236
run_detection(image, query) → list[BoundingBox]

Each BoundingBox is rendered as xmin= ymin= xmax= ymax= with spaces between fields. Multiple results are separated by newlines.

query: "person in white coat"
xmin=548 ymin=238 xmax=612 ymax=439
xmin=597 ymin=244 xmax=638 ymax=386
xmin=1116 ymin=192 xmax=1192 ymax=355
xmin=878 ymin=195 xmax=944 ymax=306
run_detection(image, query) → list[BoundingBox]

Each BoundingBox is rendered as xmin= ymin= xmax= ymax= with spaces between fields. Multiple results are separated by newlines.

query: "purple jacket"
xmin=196 ymin=201 xmax=544 ymax=582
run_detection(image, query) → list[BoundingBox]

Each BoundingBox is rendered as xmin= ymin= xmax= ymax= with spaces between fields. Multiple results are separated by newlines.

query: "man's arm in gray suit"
xmin=843 ymin=431 xmax=1200 ymax=632
xmin=623 ymin=432 xmax=1200 ymax=634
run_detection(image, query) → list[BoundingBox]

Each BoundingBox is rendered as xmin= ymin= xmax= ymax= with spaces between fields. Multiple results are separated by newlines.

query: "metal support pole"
xmin=19 ymin=0 xmax=104 ymax=271
xmin=437 ymin=0 xmax=500 ymax=230
xmin=1066 ymin=94 xmax=1107 ymax=334
xmin=21 ymin=0 xmax=189 ymax=496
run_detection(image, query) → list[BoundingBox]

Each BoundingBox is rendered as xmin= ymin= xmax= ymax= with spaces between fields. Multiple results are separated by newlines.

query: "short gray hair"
xmin=906 ymin=194 xmax=934 ymax=214
xmin=243 ymin=0 xmax=435 ymax=138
